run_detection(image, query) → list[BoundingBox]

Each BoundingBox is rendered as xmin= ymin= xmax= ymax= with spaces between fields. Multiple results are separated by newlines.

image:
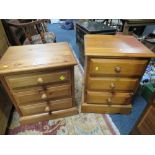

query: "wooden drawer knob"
xmin=37 ymin=77 xmax=43 ymax=84
xmin=110 ymin=83 xmax=115 ymax=89
xmin=95 ymin=66 xmax=99 ymax=71
xmin=107 ymin=98 xmax=112 ymax=104
xmin=45 ymin=105 xmax=50 ymax=112
xmin=41 ymin=93 xmax=47 ymax=99
xmin=115 ymin=66 xmax=121 ymax=73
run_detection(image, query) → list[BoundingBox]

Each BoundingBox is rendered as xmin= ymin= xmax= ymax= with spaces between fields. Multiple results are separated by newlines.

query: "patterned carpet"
xmin=7 ymin=63 xmax=120 ymax=135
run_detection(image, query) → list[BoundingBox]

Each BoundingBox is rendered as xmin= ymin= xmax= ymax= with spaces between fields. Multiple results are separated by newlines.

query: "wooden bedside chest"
xmin=81 ymin=35 xmax=155 ymax=114
xmin=0 ymin=42 xmax=78 ymax=124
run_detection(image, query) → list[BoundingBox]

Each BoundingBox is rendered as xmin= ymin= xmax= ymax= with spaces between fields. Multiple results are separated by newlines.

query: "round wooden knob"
xmin=37 ymin=77 xmax=43 ymax=84
xmin=115 ymin=66 xmax=121 ymax=73
xmin=45 ymin=106 xmax=50 ymax=112
xmin=41 ymin=93 xmax=47 ymax=99
xmin=107 ymin=98 xmax=112 ymax=104
xmin=110 ymin=83 xmax=115 ymax=89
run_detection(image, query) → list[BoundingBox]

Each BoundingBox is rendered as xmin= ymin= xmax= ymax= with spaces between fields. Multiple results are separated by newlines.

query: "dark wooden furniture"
xmin=81 ymin=35 xmax=155 ymax=114
xmin=76 ymin=21 xmax=117 ymax=65
xmin=122 ymin=19 xmax=155 ymax=35
xmin=2 ymin=19 xmax=56 ymax=45
xmin=0 ymin=43 xmax=78 ymax=124
xmin=131 ymin=92 xmax=155 ymax=135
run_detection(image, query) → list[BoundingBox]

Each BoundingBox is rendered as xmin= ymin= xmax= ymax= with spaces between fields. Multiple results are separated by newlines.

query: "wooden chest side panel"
xmin=137 ymin=105 xmax=155 ymax=134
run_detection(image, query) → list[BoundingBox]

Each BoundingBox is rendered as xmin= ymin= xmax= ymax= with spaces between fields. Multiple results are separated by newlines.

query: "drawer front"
xmin=89 ymin=59 xmax=148 ymax=77
xmin=87 ymin=91 xmax=132 ymax=105
xmin=6 ymin=70 xmax=71 ymax=89
xmin=20 ymin=98 xmax=73 ymax=116
xmin=87 ymin=77 xmax=138 ymax=91
xmin=13 ymin=84 xmax=72 ymax=105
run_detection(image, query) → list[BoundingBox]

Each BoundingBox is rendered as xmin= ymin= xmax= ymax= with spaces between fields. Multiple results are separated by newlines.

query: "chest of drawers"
xmin=81 ymin=35 xmax=155 ymax=114
xmin=0 ymin=42 xmax=78 ymax=124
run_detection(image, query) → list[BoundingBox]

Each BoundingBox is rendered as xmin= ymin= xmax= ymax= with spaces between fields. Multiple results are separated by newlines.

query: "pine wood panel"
xmin=20 ymin=98 xmax=73 ymax=116
xmin=6 ymin=70 xmax=71 ymax=89
xmin=137 ymin=105 xmax=155 ymax=134
xmin=13 ymin=84 xmax=71 ymax=105
xmin=81 ymin=103 xmax=132 ymax=114
xmin=87 ymin=91 xmax=132 ymax=105
xmin=84 ymin=35 xmax=155 ymax=58
xmin=89 ymin=58 xmax=148 ymax=77
xmin=87 ymin=77 xmax=139 ymax=91
xmin=20 ymin=107 xmax=78 ymax=124
xmin=0 ymin=42 xmax=77 ymax=75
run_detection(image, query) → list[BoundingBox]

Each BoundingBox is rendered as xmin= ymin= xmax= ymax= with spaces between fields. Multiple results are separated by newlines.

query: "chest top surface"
xmin=0 ymin=42 xmax=77 ymax=74
xmin=85 ymin=35 xmax=155 ymax=58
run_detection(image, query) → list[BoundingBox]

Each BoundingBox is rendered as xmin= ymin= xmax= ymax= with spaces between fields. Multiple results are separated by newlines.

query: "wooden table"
xmin=76 ymin=21 xmax=117 ymax=65
xmin=0 ymin=42 xmax=78 ymax=124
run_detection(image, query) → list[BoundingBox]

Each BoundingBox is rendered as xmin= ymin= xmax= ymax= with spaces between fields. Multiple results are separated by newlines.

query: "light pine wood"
xmin=84 ymin=35 xmax=155 ymax=58
xmin=82 ymin=35 xmax=155 ymax=114
xmin=89 ymin=58 xmax=148 ymax=77
xmin=6 ymin=69 xmax=71 ymax=89
xmin=13 ymin=84 xmax=71 ymax=105
xmin=82 ymin=103 xmax=132 ymax=114
xmin=87 ymin=91 xmax=133 ymax=105
xmin=87 ymin=77 xmax=139 ymax=91
xmin=0 ymin=43 xmax=78 ymax=124
xmin=20 ymin=107 xmax=78 ymax=124
xmin=20 ymin=98 xmax=73 ymax=116
xmin=0 ymin=42 xmax=77 ymax=75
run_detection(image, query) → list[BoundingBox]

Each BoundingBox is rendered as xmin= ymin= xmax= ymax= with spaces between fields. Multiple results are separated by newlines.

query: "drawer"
xmin=87 ymin=77 xmax=138 ymax=91
xmin=20 ymin=98 xmax=73 ymax=116
xmin=89 ymin=58 xmax=148 ymax=77
xmin=13 ymin=84 xmax=72 ymax=105
xmin=87 ymin=91 xmax=132 ymax=105
xmin=5 ymin=70 xmax=71 ymax=89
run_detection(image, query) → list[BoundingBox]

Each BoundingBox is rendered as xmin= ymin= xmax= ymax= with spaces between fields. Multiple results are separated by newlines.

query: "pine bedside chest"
xmin=0 ymin=42 xmax=78 ymax=124
xmin=81 ymin=35 xmax=155 ymax=114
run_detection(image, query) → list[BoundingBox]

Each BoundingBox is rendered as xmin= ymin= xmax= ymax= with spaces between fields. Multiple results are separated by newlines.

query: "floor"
xmin=47 ymin=23 xmax=148 ymax=135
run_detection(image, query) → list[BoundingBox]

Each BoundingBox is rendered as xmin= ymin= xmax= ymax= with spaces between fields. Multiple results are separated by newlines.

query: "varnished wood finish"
xmin=131 ymin=93 xmax=155 ymax=135
xmin=87 ymin=91 xmax=132 ymax=105
xmin=0 ymin=43 xmax=77 ymax=74
xmin=20 ymin=107 xmax=78 ymax=124
xmin=0 ymin=43 xmax=78 ymax=124
xmin=88 ymin=77 xmax=139 ymax=91
xmin=82 ymin=35 xmax=155 ymax=114
xmin=6 ymin=70 xmax=71 ymax=89
xmin=82 ymin=103 xmax=132 ymax=114
xmin=84 ymin=35 xmax=155 ymax=58
xmin=20 ymin=98 xmax=73 ymax=116
xmin=89 ymin=59 xmax=148 ymax=77
xmin=13 ymin=84 xmax=71 ymax=105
